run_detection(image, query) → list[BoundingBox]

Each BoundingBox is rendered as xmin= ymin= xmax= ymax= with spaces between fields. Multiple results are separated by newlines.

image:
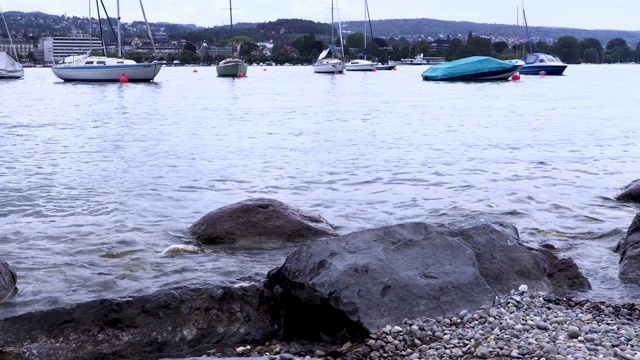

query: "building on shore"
xmin=0 ymin=37 xmax=36 ymax=58
xmin=38 ymin=34 xmax=102 ymax=65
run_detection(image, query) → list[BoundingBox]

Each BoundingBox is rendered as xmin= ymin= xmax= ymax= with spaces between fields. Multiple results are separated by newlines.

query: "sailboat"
xmin=0 ymin=6 xmax=24 ymax=79
xmin=313 ymin=0 xmax=346 ymax=74
xmin=216 ymin=0 xmax=248 ymax=77
xmin=515 ymin=3 xmax=568 ymax=75
xmin=51 ymin=0 xmax=162 ymax=82
xmin=345 ymin=0 xmax=375 ymax=71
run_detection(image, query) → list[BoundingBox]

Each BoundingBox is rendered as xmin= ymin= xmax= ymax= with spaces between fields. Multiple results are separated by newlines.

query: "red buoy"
xmin=393 ymin=67 xmax=397 ymax=71
xmin=372 ymin=68 xmax=377 ymax=72
xmin=237 ymin=72 xmax=244 ymax=77
xmin=263 ymin=68 xmax=267 ymax=71
xmin=511 ymin=73 xmax=520 ymax=81
xmin=539 ymin=70 xmax=547 ymax=76
xmin=193 ymin=69 xmax=198 ymax=73
xmin=119 ymin=75 xmax=128 ymax=83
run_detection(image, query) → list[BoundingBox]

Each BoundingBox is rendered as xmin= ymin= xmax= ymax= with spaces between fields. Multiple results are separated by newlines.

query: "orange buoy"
xmin=237 ymin=72 xmax=245 ymax=77
xmin=119 ymin=74 xmax=128 ymax=83
xmin=511 ymin=73 xmax=520 ymax=80
xmin=539 ymin=70 xmax=547 ymax=76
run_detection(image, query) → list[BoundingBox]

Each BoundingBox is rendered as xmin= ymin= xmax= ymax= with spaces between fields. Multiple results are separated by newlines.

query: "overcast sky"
xmin=3 ymin=0 xmax=640 ymax=31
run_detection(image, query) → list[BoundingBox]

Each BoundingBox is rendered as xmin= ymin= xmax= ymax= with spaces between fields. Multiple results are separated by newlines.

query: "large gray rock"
xmin=446 ymin=221 xmax=591 ymax=295
xmin=190 ymin=198 xmax=338 ymax=244
xmin=616 ymin=179 xmax=640 ymax=203
xmin=0 ymin=260 xmax=17 ymax=301
xmin=616 ymin=212 xmax=640 ymax=284
xmin=0 ymin=284 xmax=275 ymax=360
xmin=265 ymin=221 xmax=590 ymax=337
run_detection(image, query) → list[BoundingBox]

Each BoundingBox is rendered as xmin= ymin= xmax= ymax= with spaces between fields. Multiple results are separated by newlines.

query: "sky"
xmin=3 ymin=0 xmax=640 ymax=32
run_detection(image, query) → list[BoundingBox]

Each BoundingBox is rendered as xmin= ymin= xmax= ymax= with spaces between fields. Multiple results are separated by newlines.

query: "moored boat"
xmin=345 ymin=59 xmax=376 ymax=71
xmin=52 ymin=54 xmax=161 ymax=82
xmin=216 ymin=57 xmax=248 ymax=77
xmin=51 ymin=0 xmax=161 ymax=82
xmin=345 ymin=0 xmax=376 ymax=72
xmin=0 ymin=52 xmax=23 ymax=79
xmin=421 ymin=56 xmax=523 ymax=81
xmin=518 ymin=53 xmax=568 ymax=75
xmin=216 ymin=0 xmax=248 ymax=77
xmin=313 ymin=0 xmax=345 ymax=74
xmin=1 ymin=7 xmax=24 ymax=79
xmin=391 ymin=54 xmax=446 ymax=66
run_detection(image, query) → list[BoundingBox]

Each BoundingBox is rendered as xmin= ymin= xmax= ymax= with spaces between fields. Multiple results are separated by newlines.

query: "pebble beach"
xmin=177 ymin=290 xmax=640 ymax=360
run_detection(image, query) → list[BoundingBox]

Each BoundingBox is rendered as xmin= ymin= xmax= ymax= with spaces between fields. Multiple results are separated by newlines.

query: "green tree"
xmin=549 ymin=35 xmax=580 ymax=64
xmin=178 ymin=50 xmax=200 ymax=64
xmin=579 ymin=38 xmax=603 ymax=63
xmin=606 ymin=37 xmax=627 ymax=51
xmin=452 ymin=45 xmax=477 ymax=60
xmin=125 ymin=51 xmax=145 ymax=63
xmin=292 ymin=32 xmax=317 ymax=56
xmin=582 ymin=48 xmax=599 ymax=63
xmin=184 ymin=42 xmax=197 ymax=53
xmin=493 ymin=41 xmax=509 ymax=54
xmin=345 ymin=32 xmax=365 ymax=51
xmin=606 ymin=37 xmax=631 ymax=62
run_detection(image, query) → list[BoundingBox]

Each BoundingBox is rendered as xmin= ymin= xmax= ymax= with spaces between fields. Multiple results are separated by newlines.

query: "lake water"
xmin=1 ymin=64 xmax=639 ymax=319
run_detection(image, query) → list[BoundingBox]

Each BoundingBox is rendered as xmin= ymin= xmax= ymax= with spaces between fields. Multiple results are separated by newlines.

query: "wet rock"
xmin=615 ymin=179 xmax=640 ymax=203
xmin=0 ymin=260 xmax=17 ymax=301
xmin=0 ymin=284 xmax=275 ymax=360
xmin=617 ymin=212 xmax=640 ymax=285
xmin=190 ymin=198 xmax=338 ymax=244
xmin=265 ymin=221 xmax=590 ymax=338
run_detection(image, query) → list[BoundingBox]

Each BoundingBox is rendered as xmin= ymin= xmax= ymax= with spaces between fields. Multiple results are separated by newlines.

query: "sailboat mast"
xmin=0 ymin=5 xmax=19 ymax=60
xmin=89 ymin=0 xmax=92 ymax=51
xmin=331 ymin=0 xmax=335 ymax=59
xmin=139 ymin=0 xmax=157 ymax=56
xmin=229 ymin=0 xmax=233 ymax=38
xmin=116 ymin=0 xmax=122 ymax=58
xmin=522 ymin=1 xmax=533 ymax=54
xmin=363 ymin=0 xmax=366 ymax=60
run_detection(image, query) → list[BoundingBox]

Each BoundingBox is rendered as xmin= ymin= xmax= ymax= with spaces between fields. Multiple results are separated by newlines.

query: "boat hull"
xmin=345 ymin=60 xmax=376 ymax=71
xmin=52 ymin=63 xmax=162 ymax=82
xmin=0 ymin=69 xmax=24 ymax=79
xmin=313 ymin=59 xmax=345 ymax=74
xmin=519 ymin=64 xmax=567 ymax=75
xmin=375 ymin=64 xmax=396 ymax=70
xmin=216 ymin=63 xmax=248 ymax=77
xmin=423 ymin=67 xmax=522 ymax=81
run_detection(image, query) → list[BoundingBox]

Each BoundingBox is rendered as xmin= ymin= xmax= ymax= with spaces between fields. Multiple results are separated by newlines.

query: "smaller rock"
xmin=616 ymin=179 xmax=640 ymax=203
xmin=0 ymin=260 xmax=17 ymax=301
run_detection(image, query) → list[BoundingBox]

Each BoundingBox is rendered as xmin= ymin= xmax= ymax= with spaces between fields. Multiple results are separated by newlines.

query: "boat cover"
xmin=421 ymin=56 xmax=515 ymax=80
xmin=0 ymin=51 xmax=24 ymax=78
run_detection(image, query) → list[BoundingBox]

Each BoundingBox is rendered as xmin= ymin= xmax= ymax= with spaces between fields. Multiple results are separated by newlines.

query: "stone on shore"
xmin=265 ymin=221 xmax=591 ymax=338
xmin=616 ymin=179 xmax=640 ymax=203
xmin=616 ymin=212 xmax=640 ymax=285
xmin=0 ymin=285 xmax=274 ymax=360
xmin=0 ymin=260 xmax=17 ymax=301
xmin=189 ymin=198 xmax=338 ymax=244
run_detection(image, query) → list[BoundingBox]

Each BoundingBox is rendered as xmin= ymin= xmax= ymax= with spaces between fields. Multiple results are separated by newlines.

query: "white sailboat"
xmin=313 ymin=0 xmax=345 ymax=74
xmin=345 ymin=0 xmax=376 ymax=72
xmin=51 ymin=0 xmax=162 ymax=82
xmin=0 ymin=6 xmax=24 ymax=79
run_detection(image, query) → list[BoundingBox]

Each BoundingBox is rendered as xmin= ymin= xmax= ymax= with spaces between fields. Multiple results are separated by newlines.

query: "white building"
xmin=39 ymin=34 xmax=103 ymax=65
